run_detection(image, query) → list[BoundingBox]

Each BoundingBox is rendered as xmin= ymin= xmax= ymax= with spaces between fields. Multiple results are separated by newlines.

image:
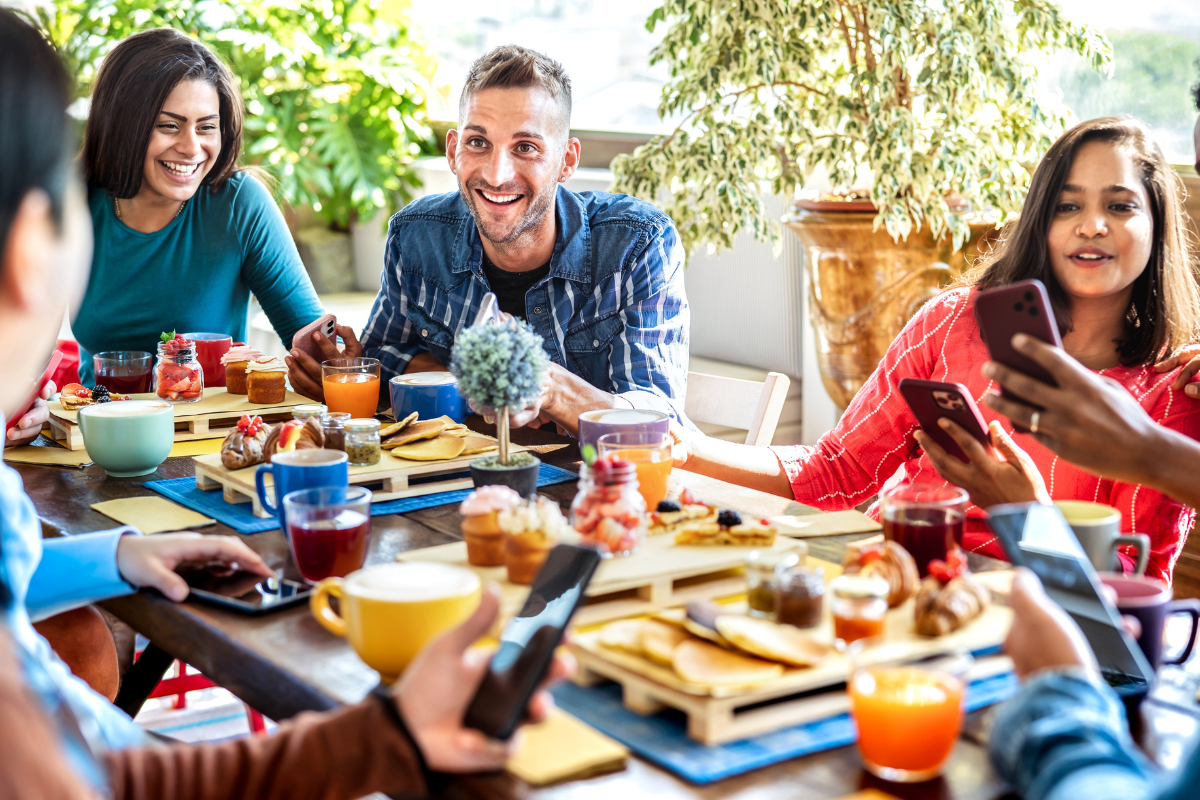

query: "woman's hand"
xmin=668 ymin=420 xmax=692 ymax=468
xmin=1154 ymin=343 xmax=1200 ymax=398
xmin=5 ymin=381 xmax=55 ymax=448
xmin=285 ymin=323 xmax=362 ymax=402
xmin=115 ymin=532 xmax=273 ymax=602
xmin=915 ymin=419 xmax=1051 ymax=509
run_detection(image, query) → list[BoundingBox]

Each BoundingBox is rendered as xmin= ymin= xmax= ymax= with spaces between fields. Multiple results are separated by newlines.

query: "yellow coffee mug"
xmin=311 ymin=562 xmax=481 ymax=682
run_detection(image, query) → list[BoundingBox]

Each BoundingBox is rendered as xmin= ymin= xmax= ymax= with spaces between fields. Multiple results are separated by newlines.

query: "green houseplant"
xmin=613 ymin=0 xmax=1111 ymax=407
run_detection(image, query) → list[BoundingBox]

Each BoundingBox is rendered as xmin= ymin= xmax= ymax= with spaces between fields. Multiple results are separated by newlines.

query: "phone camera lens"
xmin=1024 ymin=291 xmax=1034 ymax=302
xmin=1014 ymin=302 xmax=1024 ymax=312
xmin=1029 ymin=306 xmax=1039 ymax=317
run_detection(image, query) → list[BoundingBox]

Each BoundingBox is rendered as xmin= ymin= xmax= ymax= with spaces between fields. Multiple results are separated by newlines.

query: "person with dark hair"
xmin=285 ymin=44 xmax=692 ymax=433
xmin=71 ymin=27 xmax=324 ymax=386
xmin=673 ymin=116 xmax=1200 ymax=583
xmin=0 ymin=10 xmax=566 ymax=798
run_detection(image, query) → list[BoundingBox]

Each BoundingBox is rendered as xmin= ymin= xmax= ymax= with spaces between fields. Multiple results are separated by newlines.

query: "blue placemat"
xmin=145 ymin=462 xmax=579 ymax=534
xmin=550 ymin=668 xmax=1018 ymax=785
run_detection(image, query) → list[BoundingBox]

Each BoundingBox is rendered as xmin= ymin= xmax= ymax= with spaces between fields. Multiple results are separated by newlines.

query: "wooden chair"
xmin=684 ymin=371 xmax=791 ymax=446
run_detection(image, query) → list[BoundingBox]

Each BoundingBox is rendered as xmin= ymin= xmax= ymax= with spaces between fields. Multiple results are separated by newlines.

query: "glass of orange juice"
xmin=322 ymin=358 xmax=382 ymax=420
xmin=847 ymin=639 xmax=971 ymax=783
xmin=597 ymin=431 xmax=672 ymax=510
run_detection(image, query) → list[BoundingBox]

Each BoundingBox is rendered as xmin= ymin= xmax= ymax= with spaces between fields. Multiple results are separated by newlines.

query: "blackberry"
xmin=91 ymin=385 xmax=110 ymax=397
xmin=94 ymin=395 xmax=112 ymax=403
xmin=656 ymin=499 xmax=682 ymax=513
xmin=716 ymin=509 xmax=742 ymax=528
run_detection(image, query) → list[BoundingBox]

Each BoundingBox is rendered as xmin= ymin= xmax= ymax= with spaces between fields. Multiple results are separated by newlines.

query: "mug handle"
xmin=1115 ymin=534 xmax=1150 ymax=577
xmin=255 ymin=463 xmax=278 ymax=517
xmin=1162 ymin=599 xmax=1200 ymax=666
xmin=310 ymin=578 xmax=348 ymax=638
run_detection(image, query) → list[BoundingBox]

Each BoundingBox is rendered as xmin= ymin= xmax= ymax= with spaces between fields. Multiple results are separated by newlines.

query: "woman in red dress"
xmin=676 ymin=117 xmax=1200 ymax=583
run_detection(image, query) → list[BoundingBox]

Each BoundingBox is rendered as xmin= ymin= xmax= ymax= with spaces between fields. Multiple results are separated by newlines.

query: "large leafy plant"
xmin=612 ymin=0 xmax=1112 ymax=252
xmin=25 ymin=0 xmax=435 ymax=228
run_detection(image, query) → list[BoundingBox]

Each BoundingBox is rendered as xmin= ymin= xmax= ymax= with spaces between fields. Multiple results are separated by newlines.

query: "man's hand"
xmin=1155 ymin=343 xmax=1200 ymax=398
xmin=916 ymin=419 xmax=1050 ymax=509
xmin=394 ymin=584 xmax=574 ymax=773
xmin=1005 ymin=568 xmax=1098 ymax=680
xmin=284 ymin=324 xmax=362 ymax=402
xmin=115 ymin=533 xmax=273 ymax=602
xmin=5 ymin=381 xmax=55 ymax=448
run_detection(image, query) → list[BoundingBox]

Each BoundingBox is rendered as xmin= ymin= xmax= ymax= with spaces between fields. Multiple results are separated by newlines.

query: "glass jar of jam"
xmin=344 ymin=418 xmax=381 ymax=466
xmin=569 ymin=457 xmax=646 ymax=556
xmin=320 ymin=412 xmax=351 ymax=452
xmin=292 ymin=403 xmax=328 ymax=422
xmin=154 ymin=338 xmax=204 ymax=403
xmin=745 ymin=548 xmax=803 ymax=618
xmin=830 ymin=574 xmax=889 ymax=648
xmin=776 ymin=564 xmax=826 ymax=628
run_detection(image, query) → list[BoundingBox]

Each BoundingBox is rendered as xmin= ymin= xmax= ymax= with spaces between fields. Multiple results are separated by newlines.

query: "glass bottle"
xmin=776 ymin=563 xmax=826 ymax=628
xmin=569 ymin=460 xmax=647 ymax=556
xmin=320 ymin=412 xmax=351 ymax=452
xmin=154 ymin=341 xmax=203 ymax=403
xmin=344 ymin=419 xmax=382 ymax=466
xmin=292 ymin=403 xmax=328 ymax=422
xmin=744 ymin=547 xmax=803 ymax=619
xmin=830 ymin=574 xmax=890 ymax=649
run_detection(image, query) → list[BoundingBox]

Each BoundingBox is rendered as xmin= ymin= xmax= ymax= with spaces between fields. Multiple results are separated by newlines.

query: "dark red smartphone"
xmin=290 ymin=313 xmax=337 ymax=363
xmin=975 ymin=279 xmax=1063 ymax=430
xmin=7 ymin=350 xmax=64 ymax=433
xmin=900 ymin=378 xmax=989 ymax=463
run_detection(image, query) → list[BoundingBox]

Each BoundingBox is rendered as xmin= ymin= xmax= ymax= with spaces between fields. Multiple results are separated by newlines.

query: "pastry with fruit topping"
xmin=648 ymin=489 xmax=717 ymax=536
xmin=58 ymin=383 xmax=93 ymax=411
xmin=674 ymin=508 xmax=777 ymax=546
xmin=245 ymin=357 xmax=287 ymax=404
xmin=459 ymin=485 xmax=522 ymax=567
xmin=842 ymin=540 xmax=920 ymax=608
xmin=913 ymin=549 xmax=990 ymax=636
xmin=155 ymin=331 xmax=204 ymax=402
xmin=220 ymin=343 xmax=263 ymax=394
xmin=500 ymin=497 xmax=569 ymax=585
xmin=220 ymin=415 xmax=272 ymax=470
xmin=263 ymin=417 xmax=325 ymax=461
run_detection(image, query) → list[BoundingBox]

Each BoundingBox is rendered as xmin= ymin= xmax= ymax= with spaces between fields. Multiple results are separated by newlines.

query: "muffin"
xmin=220 ymin=344 xmax=263 ymax=395
xmin=460 ymin=485 xmax=522 ymax=566
xmin=245 ymin=357 xmax=287 ymax=404
xmin=500 ymin=497 xmax=569 ymax=585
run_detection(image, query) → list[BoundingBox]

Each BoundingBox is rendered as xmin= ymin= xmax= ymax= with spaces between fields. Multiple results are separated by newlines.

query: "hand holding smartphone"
xmin=7 ymin=350 xmax=63 ymax=434
xmin=290 ymin=313 xmax=338 ymax=363
xmin=899 ymin=378 xmax=989 ymax=463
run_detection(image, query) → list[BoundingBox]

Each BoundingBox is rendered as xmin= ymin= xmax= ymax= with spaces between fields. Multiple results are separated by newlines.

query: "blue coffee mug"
xmin=389 ymin=372 xmax=466 ymax=424
xmin=256 ymin=449 xmax=349 ymax=534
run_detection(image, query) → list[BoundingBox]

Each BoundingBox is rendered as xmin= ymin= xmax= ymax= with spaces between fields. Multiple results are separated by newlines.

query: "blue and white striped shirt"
xmin=361 ymin=186 xmax=690 ymax=422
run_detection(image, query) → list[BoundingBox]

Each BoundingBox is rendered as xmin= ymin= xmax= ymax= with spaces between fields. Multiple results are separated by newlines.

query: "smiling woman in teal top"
xmin=72 ymin=28 xmax=323 ymax=386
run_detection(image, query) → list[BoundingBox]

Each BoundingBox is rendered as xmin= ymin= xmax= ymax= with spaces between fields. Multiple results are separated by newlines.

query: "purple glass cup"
xmin=577 ymin=408 xmax=670 ymax=452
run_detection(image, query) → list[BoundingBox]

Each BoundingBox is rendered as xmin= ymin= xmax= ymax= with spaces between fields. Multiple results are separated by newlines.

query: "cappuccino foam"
xmin=348 ymin=562 xmax=479 ymax=602
xmin=80 ymin=400 xmax=171 ymax=418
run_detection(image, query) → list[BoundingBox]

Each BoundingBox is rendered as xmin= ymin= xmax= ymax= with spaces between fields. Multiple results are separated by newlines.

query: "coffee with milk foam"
xmin=80 ymin=400 xmax=171 ymax=417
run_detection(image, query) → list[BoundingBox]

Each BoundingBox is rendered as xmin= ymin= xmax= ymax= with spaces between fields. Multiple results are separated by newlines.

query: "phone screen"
xmin=463 ymin=544 xmax=602 ymax=739
xmin=179 ymin=565 xmax=312 ymax=613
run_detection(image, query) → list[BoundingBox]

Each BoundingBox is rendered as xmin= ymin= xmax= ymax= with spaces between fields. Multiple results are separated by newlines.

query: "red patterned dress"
xmin=769 ymin=287 xmax=1200 ymax=583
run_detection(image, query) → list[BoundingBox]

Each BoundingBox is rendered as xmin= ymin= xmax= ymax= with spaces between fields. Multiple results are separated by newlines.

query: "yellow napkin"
xmin=2 ymin=441 xmax=93 ymax=467
xmin=169 ymin=439 xmax=223 ymax=457
xmin=91 ymin=497 xmax=215 ymax=534
xmin=506 ymin=709 xmax=627 ymax=785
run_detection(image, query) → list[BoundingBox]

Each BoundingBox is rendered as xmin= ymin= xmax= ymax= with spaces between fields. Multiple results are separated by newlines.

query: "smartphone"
xmin=899 ymin=378 xmax=989 ymax=463
xmin=290 ymin=313 xmax=338 ymax=363
xmin=7 ymin=350 xmax=64 ymax=433
xmin=975 ymin=280 xmax=1063 ymax=429
xmin=987 ymin=502 xmax=1152 ymax=696
xmin=178 ymin=565 xmax=312 ymax=614
xmin=472 ymin=292 xmax=500 ymax=327
xmin=464 ymin=544 xmax=603 ymax=739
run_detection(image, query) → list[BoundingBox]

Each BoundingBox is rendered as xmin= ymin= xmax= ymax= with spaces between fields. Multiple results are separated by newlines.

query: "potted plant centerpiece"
xmin=451 ymin=319 xmax=549 ymax=497
xmin=613 ymin=0 xmax=1111 ymax=408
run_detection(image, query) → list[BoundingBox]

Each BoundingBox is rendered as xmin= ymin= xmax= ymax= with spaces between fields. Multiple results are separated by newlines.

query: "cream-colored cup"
xmin=1055 ymin=500 xmax=1149 ymax=576
xmin=311 ymin=562 xmax=481 ymax=682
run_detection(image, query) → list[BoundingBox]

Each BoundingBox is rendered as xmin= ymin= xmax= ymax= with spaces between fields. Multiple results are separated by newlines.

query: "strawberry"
xmin=74 ymin=388 xmax=92 ymax=398
xmin=60 ymin=383 xmax=86 ymax=397
xmin=680 ymin=488 xmax=697 ymax=506
xmin=927 ymin=559 xmax=951 ymax=583
xmin=859 ymin=543 xmax=885 ymax=565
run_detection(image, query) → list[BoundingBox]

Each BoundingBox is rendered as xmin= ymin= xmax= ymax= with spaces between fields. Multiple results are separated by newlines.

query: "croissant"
xmin=843 ymin=541 xmax=920 ymax=608
xmin=913 ymin=573 xmax=990 ymax=637
xmin=220 ymin=423 xmax=272 ymax=470
xmin=263 ymin=417 xmax=325 ymax=461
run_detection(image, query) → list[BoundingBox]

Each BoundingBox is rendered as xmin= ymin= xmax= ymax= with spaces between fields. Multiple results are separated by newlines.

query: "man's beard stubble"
xmin=460 ymin=176 xmax=557 ymax=253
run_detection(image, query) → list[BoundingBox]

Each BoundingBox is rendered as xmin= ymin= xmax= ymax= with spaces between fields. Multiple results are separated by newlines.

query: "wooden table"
xmin=13 ymin=426 xmax=1196 ymax=800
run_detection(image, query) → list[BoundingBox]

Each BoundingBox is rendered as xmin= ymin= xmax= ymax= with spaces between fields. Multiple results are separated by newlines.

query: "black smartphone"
xmin=986 ymin=502 xmax=1152 ymax=696
xmin=463 ymin=544 xmax=602 ymax=740
xmin=178 ymin=565 xmax=313 ymax=614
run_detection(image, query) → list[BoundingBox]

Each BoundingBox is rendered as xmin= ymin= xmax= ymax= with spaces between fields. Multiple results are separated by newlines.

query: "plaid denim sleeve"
xmin=360 ymin=230 xmax=427 ymax=383
xmin=989 ymin=670 xmax=1157 ymax=800
xmin=610 ymin=222 xmax=690 ymax=423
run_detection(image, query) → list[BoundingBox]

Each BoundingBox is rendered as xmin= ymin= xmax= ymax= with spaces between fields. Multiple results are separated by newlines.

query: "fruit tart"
xmin=842 ymin=540 xmax=920 ymax=608
xmin=648 ymin=488 xmax=717 ymax=536
xmin=58 ymin=383 xmax=93 ymax=411
xmin=913 ymin=549 xmax=990 ymax=636
xmin=674 ymin=508 xmax=777 ymax=546
xmin=220 ymin=415 xmax=272 ymax=470
xmin=459 ymin=485 xmax=522 ymax=567
xmin=245 ymin=357 xmax=287 ymax=404
xmin=500 ymin=497 xmax=569 ymax=585
xmin=263 ymin=417 xmax=325 ymax=462
xmin=220 ymin=343 xmax=263 ymax=395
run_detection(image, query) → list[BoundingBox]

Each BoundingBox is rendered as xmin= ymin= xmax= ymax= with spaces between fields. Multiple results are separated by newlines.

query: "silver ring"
xmin=1030 ymin=410 xmax=1041 ymax=434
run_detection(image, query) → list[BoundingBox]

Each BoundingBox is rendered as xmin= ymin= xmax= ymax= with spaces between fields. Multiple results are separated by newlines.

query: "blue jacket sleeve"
xmin=26 ymin=529 xmax=138 ymax=622
xmin=989 ymin=670 xmax=1158 ymax=800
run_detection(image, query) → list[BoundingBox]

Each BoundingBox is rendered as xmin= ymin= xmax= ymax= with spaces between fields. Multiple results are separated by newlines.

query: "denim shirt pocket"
xmin=404 ymin=303 xmax=456 ymax=366
xmin=563 ymin=314 xmax=623 ymax=390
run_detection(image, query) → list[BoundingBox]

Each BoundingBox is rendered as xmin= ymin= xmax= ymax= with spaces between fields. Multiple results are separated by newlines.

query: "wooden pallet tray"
xmin=193 ymin=436 xmax=525 ymax=516
xmin=46 ymin=388 xmax=310 ymax=450
xmin=399 ymin=535 xmax=815 ymax=629
xmin=568 ymin=598 xmax=1013 ymax=744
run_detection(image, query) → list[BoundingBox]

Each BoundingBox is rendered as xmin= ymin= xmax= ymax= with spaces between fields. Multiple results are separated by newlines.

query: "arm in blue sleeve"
xmin=989 ymin=670 xmax=1158 ymax=800
xmin=361 ymin=220 xmax=428 ymax=384
xmin=27 ymin=529 xmax=138 ymax=622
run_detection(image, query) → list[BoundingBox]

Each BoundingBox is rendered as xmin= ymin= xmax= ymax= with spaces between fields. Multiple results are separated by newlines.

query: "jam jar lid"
xmin=292 ymin=404 xmax=328 ymax=419
xmin=744 ymin=549 xmax=801 ymax=571
xmin=345 ymin=418 xmax=381 ymax=432
xmin=321 ymin=412 xmax=352 ymax=423
xmin=829 ymin=574 xmax=890 ymax=600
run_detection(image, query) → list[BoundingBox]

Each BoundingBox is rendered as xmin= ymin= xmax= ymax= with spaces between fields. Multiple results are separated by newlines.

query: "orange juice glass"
xmin=848 ymin=640 xmax=970 ymax=783
xmin=598 ymin=432 xmax=672 ymax=510
xmin=322 ymin=358 xmax=381 ymax=420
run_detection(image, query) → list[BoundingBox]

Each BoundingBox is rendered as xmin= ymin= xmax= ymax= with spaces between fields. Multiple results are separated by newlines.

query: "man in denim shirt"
xmin=286 ymin=45 xmax=690 ymax=433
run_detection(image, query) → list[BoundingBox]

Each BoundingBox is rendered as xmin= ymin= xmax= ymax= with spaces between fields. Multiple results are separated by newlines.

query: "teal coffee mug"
xmin=77 ymin=399 xmax=175 ymax=477
xmin=256 ymin=449 xmax=349 ymax=534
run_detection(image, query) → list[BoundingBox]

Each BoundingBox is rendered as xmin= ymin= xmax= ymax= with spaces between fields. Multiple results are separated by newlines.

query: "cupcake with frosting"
xmin=460 ymin=485 xmax=522 ymax=566
xmin=500 ymin=497 xmax=571 ymax=585
xmin=245 ymin=357 xmax=287 ymax=404
xmin=221 ymin=343 xmax=263 ymax=395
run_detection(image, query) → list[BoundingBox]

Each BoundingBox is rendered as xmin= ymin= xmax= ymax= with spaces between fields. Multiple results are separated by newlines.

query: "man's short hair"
xmin=458 ymin=45 xmax=572 ymax=137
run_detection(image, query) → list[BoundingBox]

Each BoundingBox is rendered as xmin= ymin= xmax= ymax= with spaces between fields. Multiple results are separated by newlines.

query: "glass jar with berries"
xmin=570 ymin=454 xmax=647 ymax=557
xmin=154 ymin=331 xmax=204 ymax=403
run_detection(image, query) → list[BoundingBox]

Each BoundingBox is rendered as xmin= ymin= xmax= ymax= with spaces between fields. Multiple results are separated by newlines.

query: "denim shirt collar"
xmin=450 ymin=185 xmax=592 ymax=285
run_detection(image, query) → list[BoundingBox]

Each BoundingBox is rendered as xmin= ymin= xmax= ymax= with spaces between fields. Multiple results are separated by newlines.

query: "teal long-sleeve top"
xmin=74 ymin=171 xmax=325 ymax=385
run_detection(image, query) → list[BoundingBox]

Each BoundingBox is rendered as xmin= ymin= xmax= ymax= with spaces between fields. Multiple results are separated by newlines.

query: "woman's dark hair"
xmin=82 ymin=28 xmax=243 ymax=198
xmin=0 ymin=8 xmax=73 ymax=252
xmin=970 ymin=116 xmax=1200 ymax=365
